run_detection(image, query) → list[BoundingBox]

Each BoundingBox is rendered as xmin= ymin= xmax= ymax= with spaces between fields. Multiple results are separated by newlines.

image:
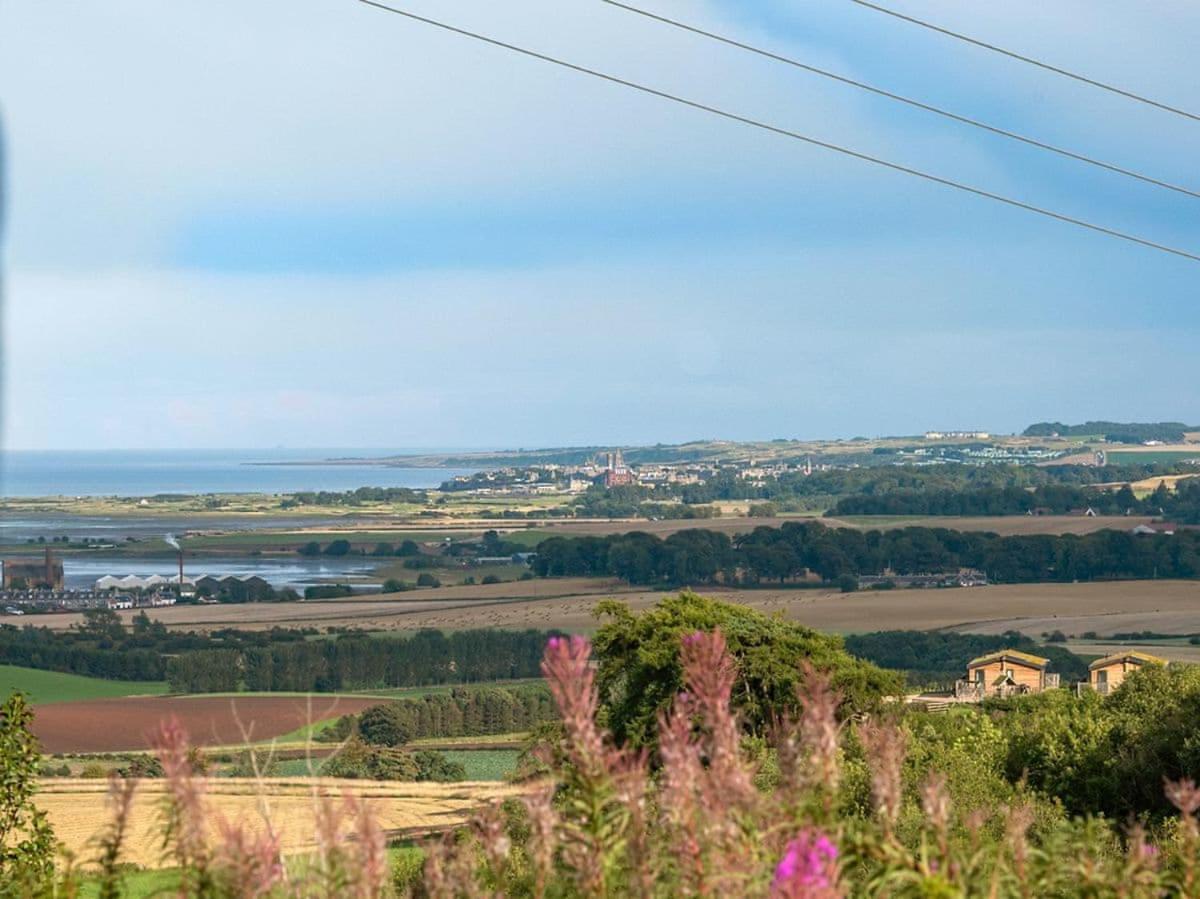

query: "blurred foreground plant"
xmin=423 ymin=630 xmax=1200 ymax=898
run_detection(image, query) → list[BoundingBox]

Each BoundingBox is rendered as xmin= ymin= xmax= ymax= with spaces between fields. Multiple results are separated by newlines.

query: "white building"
xmin=96 ymin=574 xmax=195 ymax=591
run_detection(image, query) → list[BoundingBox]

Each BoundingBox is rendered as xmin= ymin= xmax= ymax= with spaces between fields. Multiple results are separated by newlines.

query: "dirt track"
xmin=32 ymin=695 xmax=380 ymax=753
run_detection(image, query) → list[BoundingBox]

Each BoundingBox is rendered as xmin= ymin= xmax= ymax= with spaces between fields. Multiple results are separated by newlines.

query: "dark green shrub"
xmin=358 ymin=705 xmax=411 ymax=747
xmin=412 ymin=750 xmax=466 ymax=783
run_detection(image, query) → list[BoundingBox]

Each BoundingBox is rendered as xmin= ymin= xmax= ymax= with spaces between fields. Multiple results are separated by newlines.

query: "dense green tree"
xmin=592 ymin=592 xmax=902 ymax=748
xmin=533 ymin=519 xmax=1200 ymax=586
xmin=358 ymin=704 xmax=412 ymax=747
xmin=412 ymin=749 xmax=466 ymax=783
xmin=166 ymin=649 xmax=240 ymax=692
xmin=319 ymin=737 xmax=417 ymax=780
xmin=79 ymin=608 xmax=126 ymax=643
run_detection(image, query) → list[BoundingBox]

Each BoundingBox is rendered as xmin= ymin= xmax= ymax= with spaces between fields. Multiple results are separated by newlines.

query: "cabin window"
xmin=1097 ymin=670 xmax=1108 ymax=685
xmin=974 ymin=669 xmax=984 ymax=684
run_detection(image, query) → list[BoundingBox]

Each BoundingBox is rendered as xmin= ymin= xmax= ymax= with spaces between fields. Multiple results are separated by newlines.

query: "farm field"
xmin=39 ymin=577 xmax=633 ymax=632
xmin=823 ymin=515 xmax=1158 ymax=536
xmin=1064 ymin=640 xmax=1200 ymax=664
xmin=207 ymin=512 xmax=1185 ymax=546
xmin=36 ymin=777 xmax=523 ymax=869
xmin=31 ymin=694 xmax=384 ymax=753
xmin=0 ymin=665 xmax=168 ymax=704
xmin=1106 ymin=450 xmax=1200 ymax=465
xmin=33 ymin=578 xmax=1200 ymax=639
xmin=441 ymin=749 xmax=521 ymax=780
xmin=75 ymin=847 xmax=426 ymax=897
xmin=1115 ymin=474 xmax=1200 ymax=494
xmin=285 ymin=579 xmax=1200 ymax=640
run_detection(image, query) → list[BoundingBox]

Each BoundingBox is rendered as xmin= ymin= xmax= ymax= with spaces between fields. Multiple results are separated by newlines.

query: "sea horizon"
xmin=0 ymin=447 xmax=482 ymax=498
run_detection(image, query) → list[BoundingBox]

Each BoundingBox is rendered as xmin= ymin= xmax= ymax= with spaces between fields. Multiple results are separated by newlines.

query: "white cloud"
xmin=5 ymin=243 xmax=1196 ymax=448
xmin=2 ymin=0 xmax=1197 ymax=448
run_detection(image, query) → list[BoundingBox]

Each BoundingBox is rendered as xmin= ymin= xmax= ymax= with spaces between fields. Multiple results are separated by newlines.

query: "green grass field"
xmin=441 ymin=749 xmax=521 ymax=781
xmin=78 ymin=867 xmax=179 ymax=899
xmin=1106 ymin=451 xmax=1200 ymax=465
xmin=372 ymin=560 xmax=531 ymax=585
xmin=497 ymin=529 xmax=553 ymax=548
xmin=77 ymin=847 xmax=425 ymax=896
xmin=0 ymin=665 xmax=169 ymax=705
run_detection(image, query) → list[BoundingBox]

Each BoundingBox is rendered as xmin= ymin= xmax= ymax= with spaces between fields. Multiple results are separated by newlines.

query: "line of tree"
xmin=663 ymin=461 xmax=1186 ymax=507
xmin=571 ymin=485 xmax=718 ymax=520
xmin=321 ymin=683 xmax=557 ymax=743
xmin=0 ymin=634 xmax=166 ymax=681
xmin=165 ymin=628 xmax=557 ymax=693
xmin=531 ymin=520 xmax=1200 ymax=586
xmin=842 ymin=631 xmax=1089 ymax=687
xmin=279 ymin=486 xmax=426 ymax=508
xmin=1023 ymin=420 xmax=1195 ymax=443
xmin=830 ymin=478 xmax=1200 ymax=521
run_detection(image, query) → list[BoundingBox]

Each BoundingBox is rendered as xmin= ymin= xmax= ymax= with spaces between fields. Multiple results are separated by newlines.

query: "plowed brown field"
xmin=32 ymin=695 xmax=380 ymax=753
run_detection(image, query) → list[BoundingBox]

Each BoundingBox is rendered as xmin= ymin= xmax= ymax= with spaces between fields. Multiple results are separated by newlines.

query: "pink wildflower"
xmin=771 ymin=828 xmax=841 ymax=898
xmin=541 ymin=634 xmax=605 ymax=775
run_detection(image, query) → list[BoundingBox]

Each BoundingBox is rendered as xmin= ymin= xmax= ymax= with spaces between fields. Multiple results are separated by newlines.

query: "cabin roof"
xmin=1088 ymin=651 xmax=1167 ymax=670
xmin=967 ymin=649 xmax=1049 ymax=670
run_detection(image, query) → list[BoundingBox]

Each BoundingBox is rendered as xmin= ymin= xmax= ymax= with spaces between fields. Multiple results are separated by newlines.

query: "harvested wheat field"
xmin=32 ymin=695 xmax=381 ymax=753
xmin=36 ymin=777 xmax=524 ymax=868
xmin=42 ymin=577 xmax=633 ymax=633
xmin=36 ymin=579 xmax=1198 ymax=639
xmin=1064 ymin=640 xmax=1200 ymax=664
xmin=322 ymin=579 xmax=1200 ymax=640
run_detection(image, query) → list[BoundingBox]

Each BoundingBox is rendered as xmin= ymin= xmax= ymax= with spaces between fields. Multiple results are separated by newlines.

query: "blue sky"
xmin=1 ymin=0 xmax=1197 ymax=449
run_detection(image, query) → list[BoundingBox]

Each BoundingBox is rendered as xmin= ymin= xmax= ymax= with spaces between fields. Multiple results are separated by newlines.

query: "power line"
xmin=602 ymin=0 xmax=1200 ymax=201
xmin=848 ymin=0 xmax=1200 ymax=124
xmin=356 ymin=0 xmax=1200 ymax=264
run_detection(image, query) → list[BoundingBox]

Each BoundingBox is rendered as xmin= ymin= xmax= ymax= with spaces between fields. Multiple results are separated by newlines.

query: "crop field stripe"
xmin=441 ymin=749 xmax=521 ymax=780
xmin=0 ymin=665 xmax=169 ymax=705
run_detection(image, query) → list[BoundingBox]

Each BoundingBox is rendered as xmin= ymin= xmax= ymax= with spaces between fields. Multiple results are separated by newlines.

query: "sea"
xmin=0 ymin=449 xmax=488 ymax=590
xmin=0 ymin=448 xmax=477 ymax=498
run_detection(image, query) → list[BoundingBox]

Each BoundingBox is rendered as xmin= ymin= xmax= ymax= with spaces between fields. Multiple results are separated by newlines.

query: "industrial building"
xmin=95 ymin=574 xmax=197 ymax=591
xmin=1 ymin=549 xmax=65 ymax=590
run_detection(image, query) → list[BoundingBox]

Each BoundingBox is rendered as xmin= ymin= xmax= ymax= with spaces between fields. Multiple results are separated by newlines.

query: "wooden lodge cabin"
xmin=1086 ymin=651 xmax=1166 ymax=695
xmin=955 ymin=649 xmax=1060 ymax=701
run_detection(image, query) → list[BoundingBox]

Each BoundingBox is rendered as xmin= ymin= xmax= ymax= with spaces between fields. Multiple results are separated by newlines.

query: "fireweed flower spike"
xmin=771 ymin=828 xmax=842 ymax=898
xmin=796 ymin=662 xmax=842 ymax=806
xmin=858 ymin=719 xmax=906 ymax=833
xmin=541 ymin=634 xmax=605 ymax=774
